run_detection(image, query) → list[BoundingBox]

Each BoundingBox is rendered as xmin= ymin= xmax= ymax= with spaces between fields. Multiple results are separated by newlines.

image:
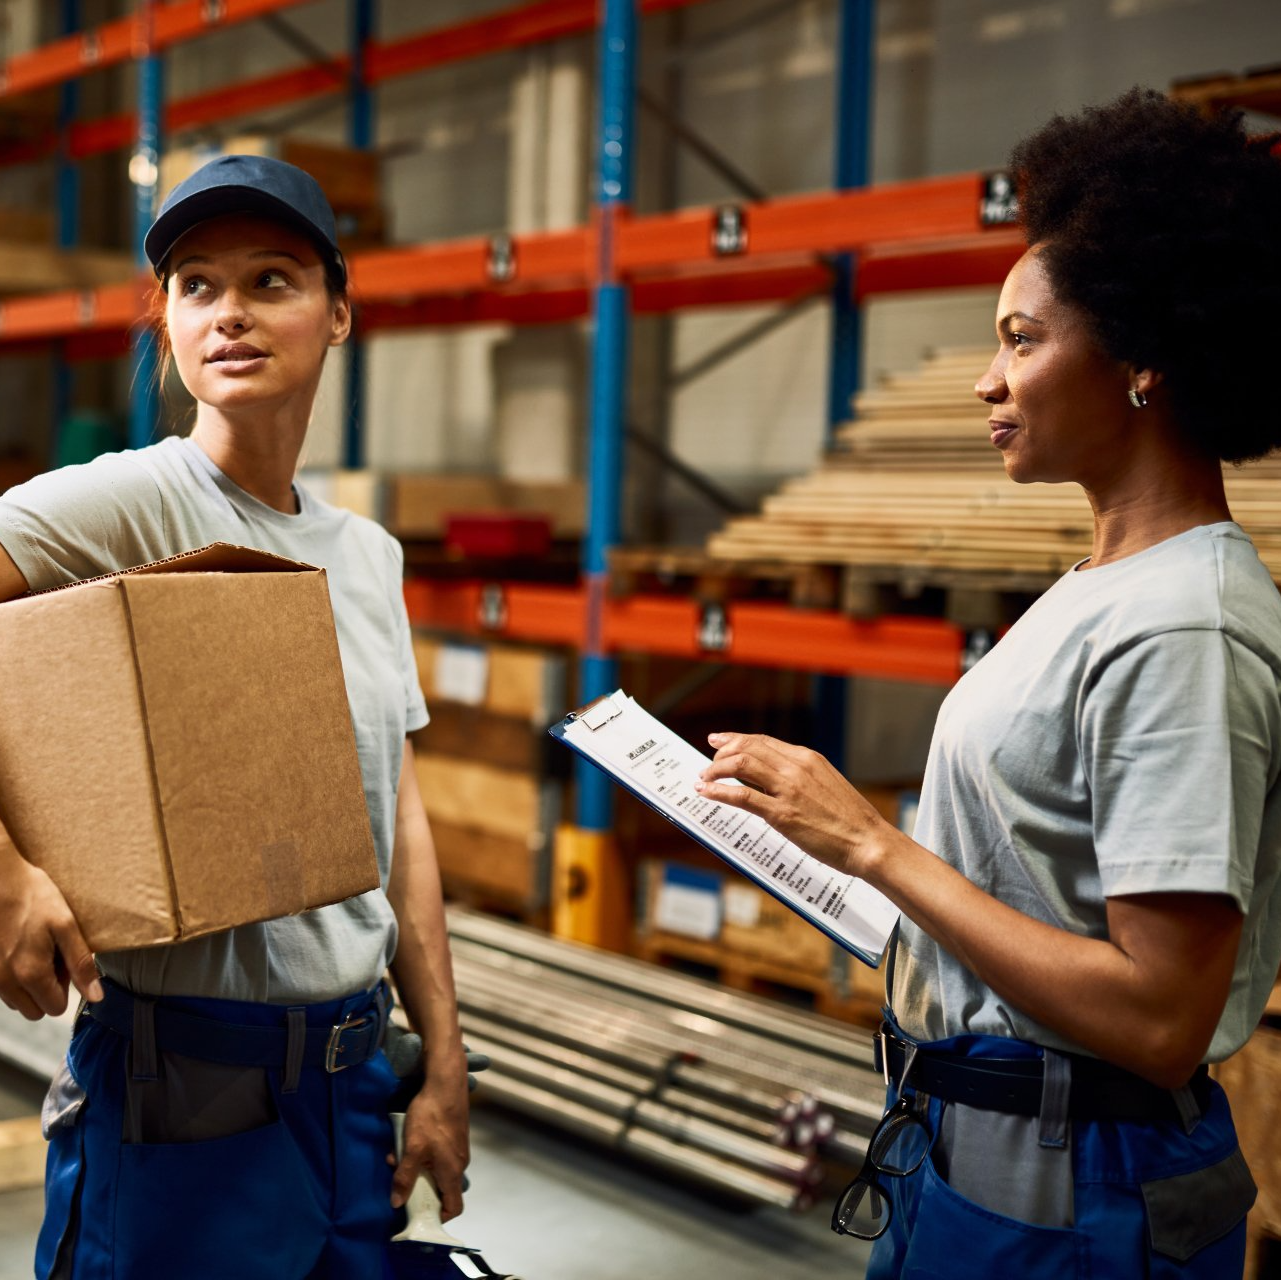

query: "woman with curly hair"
xmin=697 ymin=88 xmax=1281 ymax=1277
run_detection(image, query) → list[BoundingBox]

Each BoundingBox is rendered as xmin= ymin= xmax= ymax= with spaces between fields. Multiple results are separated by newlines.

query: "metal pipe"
xmin=474 ymin=1039 xmax=818 ymax=1186
xmin=651 ymin=1086 xmax=783 ymax=1146
xmin=480 ymin=1071 xmax=811 ymax=1212
xmin=461 ymin=1016 xmax=655 ymax=1095
xmin=451 ymin=943 xmax=872 ymax=1118
xmin=463 ymin=1013 xmax=786 ymax=1145
xmin=448 ymin=908 xmax=877 ymax=1068
xmin=450 ymin=932 xmax=869 ymax=1081
xmin=445 ymin=905 xmax=892 ymax=1205
xmin=453 ymin=953 xmax=821 ymax=1118
xmin=820 ymin=1129 xmax=869 ymax=1169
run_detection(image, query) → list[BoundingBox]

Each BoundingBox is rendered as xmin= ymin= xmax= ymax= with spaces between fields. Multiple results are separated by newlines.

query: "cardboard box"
xmin=720 ymin=880 xmax=834 ymax=976
xmin=389 ymin=474 xmax=585 ymax=539
xmin=412 ymin=635 xmax=561 ymax=725
xmin=0 ymin=544 xmax=378 ymax=951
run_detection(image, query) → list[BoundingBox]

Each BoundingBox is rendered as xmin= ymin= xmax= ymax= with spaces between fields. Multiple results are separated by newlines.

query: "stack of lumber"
xmin=707 ymin=347 xmax=1281 ymax=582
xmin=411 ymin=635 xmax=566 ymax=918
xmin=831 ymin=346 xmax=997 ymax=471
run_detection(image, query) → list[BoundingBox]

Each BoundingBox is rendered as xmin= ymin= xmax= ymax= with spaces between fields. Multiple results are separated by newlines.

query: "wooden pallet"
xmin=1171 ymin=66 xmax=1281 ymax=120
xmin=610 ymin=546 xmax=842 ymax=608
xmin=707 ymin=345 xmax=1281 ymax=583
xmin=633 ymin=930 xmax=880 ymax=1026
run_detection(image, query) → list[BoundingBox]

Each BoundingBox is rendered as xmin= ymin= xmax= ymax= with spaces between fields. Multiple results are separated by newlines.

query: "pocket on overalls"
xmin=900 ymin=1152 xmax=1081 ymax=1280
xmin=113 ymin=1117 xmax=318 ymax=1280
xmin=122 ymin=1051 xmax=276 ymax=1144
xmin=36 ymin=1056 xmax=88 ymax=1280
xmin=113 ymin=1052 xmax=324 ymax=1279
xmin=1141 ymin=1148 xmax=1255 ymax=1278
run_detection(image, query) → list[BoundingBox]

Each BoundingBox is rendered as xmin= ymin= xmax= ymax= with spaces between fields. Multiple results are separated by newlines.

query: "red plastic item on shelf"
xmin=444 ymin=513 xmax=553 ymax=559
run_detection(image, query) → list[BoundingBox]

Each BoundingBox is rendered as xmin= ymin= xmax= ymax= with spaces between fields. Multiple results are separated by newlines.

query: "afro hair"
xmin=1009 ymin=87 xmax=1281 ymax=463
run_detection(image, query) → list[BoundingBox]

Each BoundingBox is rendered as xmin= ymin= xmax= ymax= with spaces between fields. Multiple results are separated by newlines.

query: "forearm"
xmin=861 ymin=826 xmax=1238 ymax=1086
xmin=388 ymin=796 xmax=464 ymax=1078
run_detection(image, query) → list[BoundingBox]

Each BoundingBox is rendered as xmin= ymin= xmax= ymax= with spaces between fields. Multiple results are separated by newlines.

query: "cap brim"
xmin=145 ymin=184 xmax=342 ymax=281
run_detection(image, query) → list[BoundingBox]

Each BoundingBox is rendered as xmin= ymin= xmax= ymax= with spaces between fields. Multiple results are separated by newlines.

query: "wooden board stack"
xmin=707 ymin=346 xmax=1281 ymax=582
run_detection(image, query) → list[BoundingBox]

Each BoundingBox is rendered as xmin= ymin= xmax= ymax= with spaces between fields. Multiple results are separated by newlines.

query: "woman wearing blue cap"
xmin=0 ymin=154 xmax=470 ymax=1278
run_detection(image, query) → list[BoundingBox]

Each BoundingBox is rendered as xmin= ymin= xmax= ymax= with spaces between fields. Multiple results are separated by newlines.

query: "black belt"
xmin=86 ymin=979 xmax=389 ymax=1075
xmin=876 ymin=1029 xmax=1210 ymax=1125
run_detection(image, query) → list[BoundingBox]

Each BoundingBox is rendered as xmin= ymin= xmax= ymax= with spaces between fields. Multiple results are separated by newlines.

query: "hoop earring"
xmin=1128 ymin=388 xmax=1147 ymax=409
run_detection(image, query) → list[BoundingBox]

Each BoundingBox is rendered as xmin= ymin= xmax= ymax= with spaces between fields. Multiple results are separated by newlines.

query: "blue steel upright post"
xmin=52 ymin=0 xmax=81 ymax=463
xmin=343 ymin=0 xmax=374 ymax=468
xmin=813 ymin=0 xmax=875 ymax=772
xmin=554 ymin=0 xmax=636 ymax=947
xmin=129 ymin=0 xmax=164 ymax=450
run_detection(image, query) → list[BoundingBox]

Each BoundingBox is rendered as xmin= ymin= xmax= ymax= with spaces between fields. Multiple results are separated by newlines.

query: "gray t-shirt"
xmin=893 ymin=522 xmax=1281 ymax=1062
xmin=0 ymin=435 xmax=428 ymax=1003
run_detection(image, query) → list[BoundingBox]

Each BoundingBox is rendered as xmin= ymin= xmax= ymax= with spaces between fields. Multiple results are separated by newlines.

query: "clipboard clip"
xmin=568 ymin=692 xmax=625 ymax=732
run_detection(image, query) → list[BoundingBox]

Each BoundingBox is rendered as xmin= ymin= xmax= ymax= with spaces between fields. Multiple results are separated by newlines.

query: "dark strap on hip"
xmin=87 ymin=979 xmax=389 ymax=1075
xmin=877 ymin=1028 xmax=1210 ymax=1125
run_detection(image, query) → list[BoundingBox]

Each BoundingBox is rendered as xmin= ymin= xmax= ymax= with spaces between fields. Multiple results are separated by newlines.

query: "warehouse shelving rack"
xmin=0 ymin=0 xmax=1023 ymax=944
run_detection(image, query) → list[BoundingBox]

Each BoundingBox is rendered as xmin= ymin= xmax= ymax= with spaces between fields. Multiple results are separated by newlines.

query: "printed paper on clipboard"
xmin=551 ymin=690 xmax=900 ymax=967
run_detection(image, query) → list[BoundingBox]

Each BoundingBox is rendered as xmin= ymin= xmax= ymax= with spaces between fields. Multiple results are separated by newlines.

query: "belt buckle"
xmin=325 ymin=1013 xmax=370 ymax=1073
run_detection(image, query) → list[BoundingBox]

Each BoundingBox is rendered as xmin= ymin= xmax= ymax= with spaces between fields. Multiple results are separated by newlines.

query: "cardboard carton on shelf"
xmin=389 ymin=474 xmax=585 ymax=541
xmin=719 ymin=880 xmax=835 ymax=977
xmin=0 ymin=544 xmax=378 ymax=952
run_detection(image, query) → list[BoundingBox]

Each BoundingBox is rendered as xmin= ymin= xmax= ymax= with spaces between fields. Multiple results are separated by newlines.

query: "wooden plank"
xmin=700 ymin=333 xmax=1281 ymax=584
xmin=433 ymin=820 xmax=538 ymax=902
xmin=415 ymin=753 xmax=542 ymax=842
xmin=0 ymin=1115 xmax=44 ymax=1192
xmin=0 ymin=242 xmax=134 ymax=293
xmin=416 ymin=702 xmax=544 ymax=773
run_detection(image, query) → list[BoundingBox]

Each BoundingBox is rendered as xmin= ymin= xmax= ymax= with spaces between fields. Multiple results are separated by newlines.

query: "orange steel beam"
xmin=0 ymin=188 xmax=1017 ymax=345
xmin=402 ymin=580 xmax=964 ymax=685
xmin=857 ymin=232 xmax=1025 ymax=297
xmin=350 ymin=239 xmax=495 ymax=297
xmin=0 ymin=0 xmax=313 ymax=100
xmin=0 ymin=279 xmax=148 ymax=343
xmin=403 ymin=580 xmax=585 ymax=649
xmin=358 ymin=261 xmax=835 ymax=330
xmin=1 ymin=0 xmax=715 ymax=168
xmin=346 ymin=178 xmax=991 ymax=301
xmin=616 ymin=176 xmax=989 ymax=269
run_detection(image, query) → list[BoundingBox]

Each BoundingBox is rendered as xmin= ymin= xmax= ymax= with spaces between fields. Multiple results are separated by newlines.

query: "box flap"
xmin=120 ymin=571 xmax=379 ymax=939
xmin=32 ymin=543 xmax=317 ymax=598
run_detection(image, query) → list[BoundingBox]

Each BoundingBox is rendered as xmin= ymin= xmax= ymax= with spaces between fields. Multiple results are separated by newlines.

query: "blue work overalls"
xmin=37 ymin=981 xmax=405 ymax=1280
xmin=865 ymin=1016 xmax=1255 ymax=1280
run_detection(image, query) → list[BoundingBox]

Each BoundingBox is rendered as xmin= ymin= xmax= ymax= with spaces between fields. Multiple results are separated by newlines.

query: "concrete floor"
xmin=0 ymin=1068 xmax=872 ymax=1280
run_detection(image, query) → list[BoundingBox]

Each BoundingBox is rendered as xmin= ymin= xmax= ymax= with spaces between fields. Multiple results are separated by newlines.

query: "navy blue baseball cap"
xmin=144 ymin=153 xmax=347 ymax=287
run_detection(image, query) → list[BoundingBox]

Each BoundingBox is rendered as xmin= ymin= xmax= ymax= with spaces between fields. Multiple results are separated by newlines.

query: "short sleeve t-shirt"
xmin=0 ymin=435 xmax=428 ymax=1003
xmin=892 ymin=523 xmax=1281 ymax=1062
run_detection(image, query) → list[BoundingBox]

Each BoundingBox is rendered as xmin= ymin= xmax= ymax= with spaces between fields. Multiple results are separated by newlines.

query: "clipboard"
xmin=550 ymin=690 xmax=899 ymax=967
